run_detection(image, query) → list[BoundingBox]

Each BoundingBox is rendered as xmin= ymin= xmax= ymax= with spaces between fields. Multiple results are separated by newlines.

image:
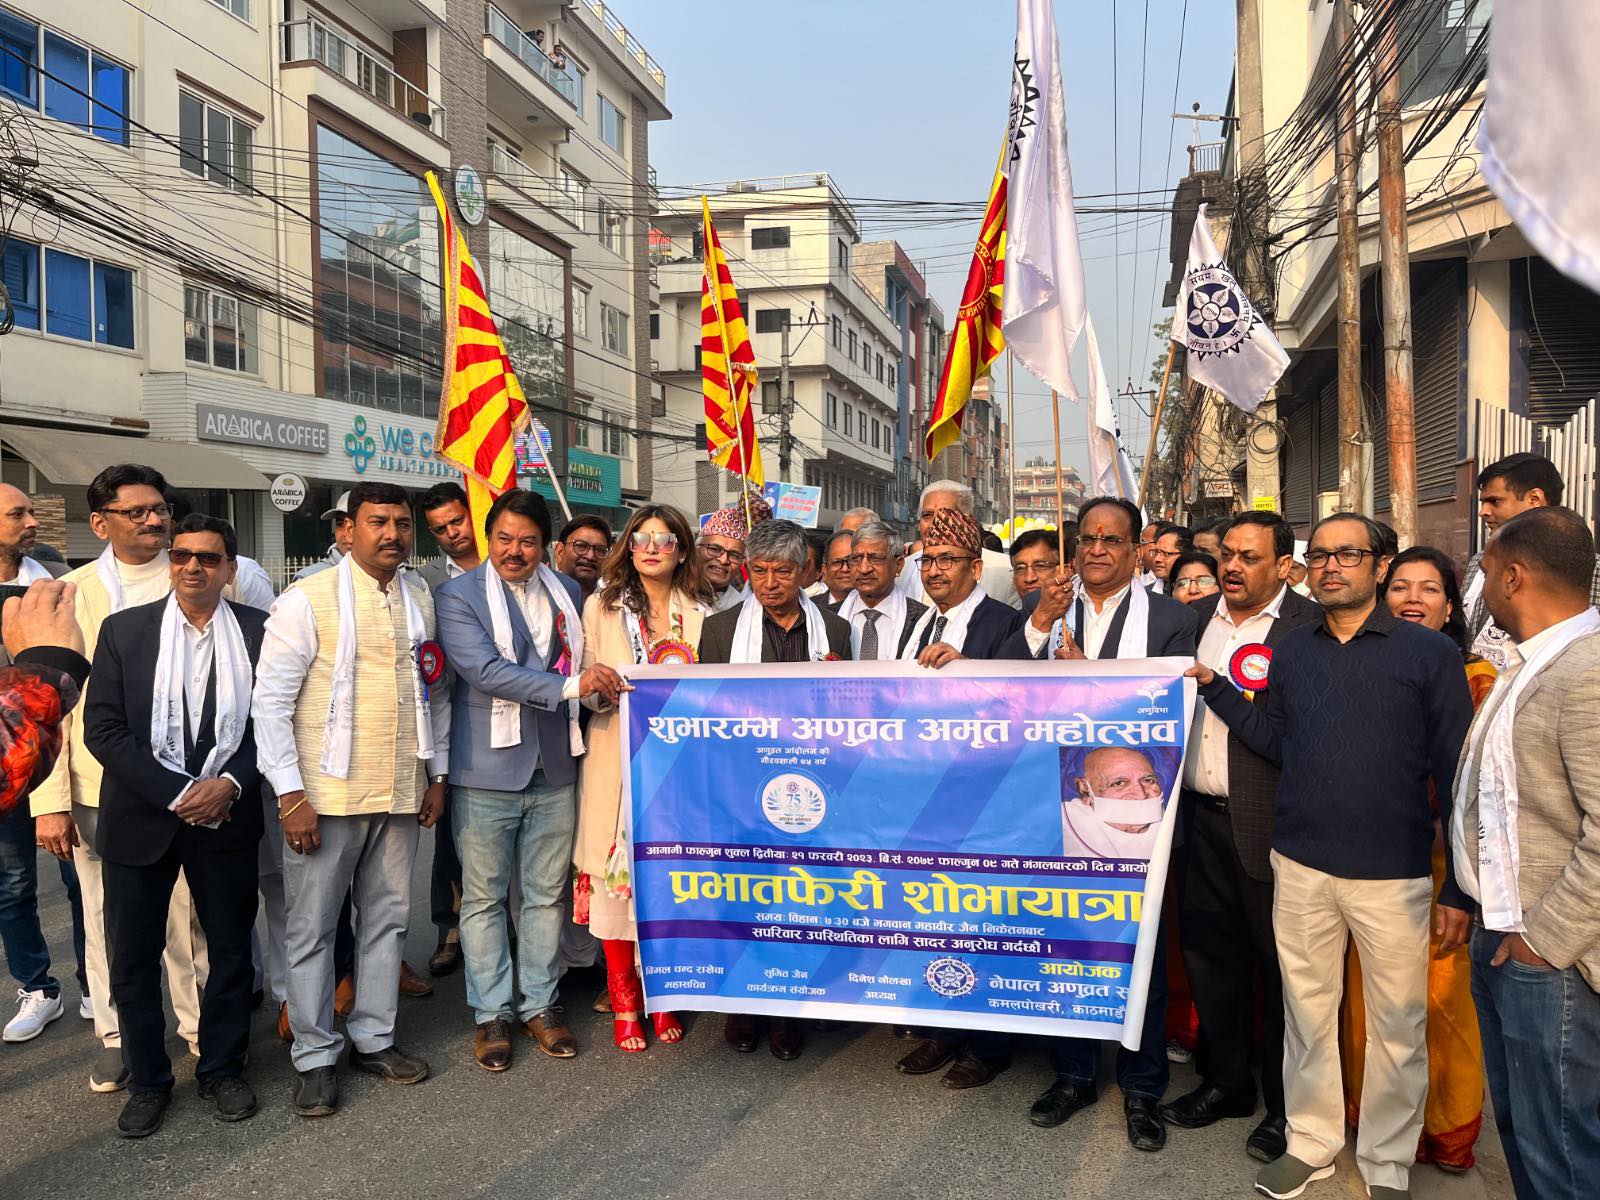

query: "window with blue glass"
xmin=94 ymin=262 xmax=133 ymax=346
xmin=1 ymin=240 xmax=39 ymax=330
xmin=45 ymin=250 xmax=90 ymax=340
xmin=0 ymin=10 xmax=129 ymax=144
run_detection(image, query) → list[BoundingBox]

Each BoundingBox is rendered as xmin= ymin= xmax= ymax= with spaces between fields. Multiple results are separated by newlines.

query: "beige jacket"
xmin=1458 ymin=628 xmax=1600 ymax=989
xmin=573 ymin=590 xmax=705 ymax=879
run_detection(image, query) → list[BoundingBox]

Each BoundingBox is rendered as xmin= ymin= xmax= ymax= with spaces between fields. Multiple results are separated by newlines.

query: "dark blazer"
xmin=832 ymin=595 xmax=929 ymax=658
xmin=1189 ymin=588 xmax=1322 ymax=882
xmin=85 ymin=599 xmax=266 ymax=867
xmin=906 ymin=594 xmax=1022 ymax=661
xmin=697 ymin=602 xmax=854 ymax=664
xmin=1001 ymin=583 xmax=1200 ymax=661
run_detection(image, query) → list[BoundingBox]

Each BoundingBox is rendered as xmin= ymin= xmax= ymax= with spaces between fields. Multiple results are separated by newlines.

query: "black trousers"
xmin=429 ymin=816 xmax=461 ymax=936
xmin=103 ymin=831 xmax=258 ymax=1094
xmin=1180 ymin=797 xmax=1284 ymax=1118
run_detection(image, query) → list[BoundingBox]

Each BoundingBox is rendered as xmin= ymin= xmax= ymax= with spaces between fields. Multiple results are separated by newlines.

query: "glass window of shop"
xmin=314 ymin=123 xmax=442 ymax=417
xmin=487 ymin=219 xmax=566 ymax=418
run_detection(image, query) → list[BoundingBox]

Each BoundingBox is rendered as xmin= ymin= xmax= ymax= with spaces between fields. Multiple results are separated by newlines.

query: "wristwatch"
xmin=429 ymin=774 xmax=449 ymax=786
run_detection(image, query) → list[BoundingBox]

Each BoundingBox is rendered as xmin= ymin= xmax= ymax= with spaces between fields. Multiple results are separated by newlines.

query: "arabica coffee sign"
xmin=197 ymin=404 xmax=330 ymax=454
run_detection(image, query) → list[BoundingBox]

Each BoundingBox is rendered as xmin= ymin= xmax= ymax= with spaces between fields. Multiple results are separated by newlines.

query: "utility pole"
xmin=1235 ymin=0 xmax=1280 ymax=513
xmin=1333 ymin=0 xmax=1365 ymax=513
xmin=1376 ymin=5 xmax=1417 ymax=548
xmin=778 ymin=315 xmax=792 ymax=482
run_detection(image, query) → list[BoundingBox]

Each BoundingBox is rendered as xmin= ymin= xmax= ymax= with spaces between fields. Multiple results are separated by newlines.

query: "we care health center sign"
xmin=621 ymin=660 xmax=1194 ymax=1046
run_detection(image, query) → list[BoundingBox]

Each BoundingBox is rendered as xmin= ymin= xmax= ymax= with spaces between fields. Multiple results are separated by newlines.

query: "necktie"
xmin=861 ymin=609 xmax=882 ymax=660
xmin=928 ymin=614 xmax=948 ymax=649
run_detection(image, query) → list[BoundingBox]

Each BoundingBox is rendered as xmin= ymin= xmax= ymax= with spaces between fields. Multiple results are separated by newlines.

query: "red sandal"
xmin=604 ymin=938 xmax=648 ymax=1053
xmin=652 ymin=1012 xmax=684 ymax=1043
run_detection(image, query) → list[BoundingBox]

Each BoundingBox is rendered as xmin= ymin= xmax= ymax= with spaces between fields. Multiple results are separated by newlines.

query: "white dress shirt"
xmin=846 ymin=594 xmax=907 ymax=661
xmin=167 ymin=611 xmax=238 ymax=822
xmin=1023 ymin=582 xmax=1133 ymax=659
xmin=1184 ymin=585 xmax=1289 ymax=796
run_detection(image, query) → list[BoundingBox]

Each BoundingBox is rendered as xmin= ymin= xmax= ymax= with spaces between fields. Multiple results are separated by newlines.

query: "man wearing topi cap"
xmin=697 ymin=492 xmax=772 ymax=613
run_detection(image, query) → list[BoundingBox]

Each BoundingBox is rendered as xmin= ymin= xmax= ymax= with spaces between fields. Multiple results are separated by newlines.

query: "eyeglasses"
xmin=1079 ymin=533 xmax=1129 ymax=549
xmin=100 ymin=504 xmax=171 ymax=523
xmin=699 ymin=543 xmax=745 ymax=564
xmin=568 ymin=540 xmax=610 ymax=558
xmin=170 ymin=548 xmax=228 ymax=569
xmin=1306 ymin=547 xmax=1379 ymax=569
xmin=1172 ymin=575 xmax=1217 ymax=592
xmin=630 ymin=531 xmax=678 ymax=552
xmin=1146 ymin=546 xmax=1182 ymax=561
xmin=847 ymin=552 xmax=891 ymax=568
xmin=919 ymin=553 xmax=976 ymax=573
xmin=1011 ymin=560 xmax=1061 ymax=577
xmin=826 ymin=557 xmax=854 ymax=570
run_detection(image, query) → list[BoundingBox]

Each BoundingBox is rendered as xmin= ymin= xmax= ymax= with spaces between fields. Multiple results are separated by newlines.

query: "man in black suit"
xmin=835 ymin=520 xmax=927 ymax=659
xmin=1002 ymin=496 xmax=1198 ymax=1153
xmin=84 ymin=515 xmax=266 ymax=1138
xmin=698 ymin=517 xmax=850 ymax=1061
xmin=1160 ymin=511 xmax=1320 ymax=1164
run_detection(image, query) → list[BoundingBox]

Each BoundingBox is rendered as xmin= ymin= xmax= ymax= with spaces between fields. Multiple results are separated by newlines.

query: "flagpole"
xmin=1137 ymin=341 xmax=1178 ymax=512
xmin=1007 ymin=351 xmax=1017 ymax=529
xmin=1050 ymin=389 xmax=1065 ymax=537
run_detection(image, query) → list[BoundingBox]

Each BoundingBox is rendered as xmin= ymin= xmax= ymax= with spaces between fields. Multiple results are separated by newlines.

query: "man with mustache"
xmin=697 ymin=494 xmax=771 ymax=613
xmin=253 ymin=481 xmax=453 ymax=1118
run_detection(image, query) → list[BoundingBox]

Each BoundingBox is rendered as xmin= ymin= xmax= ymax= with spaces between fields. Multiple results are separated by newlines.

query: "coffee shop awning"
xmin=0 ymin=426 xmax=271 ymax=489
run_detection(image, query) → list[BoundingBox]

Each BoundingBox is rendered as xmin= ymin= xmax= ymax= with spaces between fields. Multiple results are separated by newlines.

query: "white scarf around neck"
xmin=731 ymin=589 xmax=832 ymax=663
xmin=12 ymin=556 xmax=50 ymax=584
xmin=1453 ymin=607 xmax=1600 ymax=930
xmin=902 ymin=584 xmax=988 ymax=659
xmin=150 ymin=594 xmax=251 ymax=787
xmin=321 ymin=552 xmax=433 ymax=779
xmin=1051 ymin=580 xmax=1149 ymax=659
xmin=839 ymin=588 xmax=908 ymax=660
xmin=484 ymin=563 xmax=584 ymax=757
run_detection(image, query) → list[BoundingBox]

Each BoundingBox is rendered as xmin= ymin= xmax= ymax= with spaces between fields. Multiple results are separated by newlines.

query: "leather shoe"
xmin=896 ymin=1038 xmax=958 ymax=1076
xmin=522 ymin=1008 xmax=577 ymax=1058
xmin=1246 ymin=1115 xmax=1288 ymax=1163
xmin=293 ymin=1066 xmax=338 ymax=1117
xmin=1029 ymin=1079 xmax=1097 ymax=1127
xmin=1125 ymin=1095 xmax=1166 ymax=1152
xmin=940 ymin=1051 xmax=1008 ymax=1090
xmin=475 ymin=1017 xmax=514 ymax=1071
xmin=398 ymin=962 xmax=433 ymax=998
xmin=350 ymin=1044 xmax=429 ymax=1084
xmin=277 ymin=1001 xmax=291 ymax=1043
xmin=723 ymin=1013 xmax=758 ymax=1053
xmin=1160 ymin=1083 xmax=1257 ymax=1128
xmin=768 ymin=1016 xmax=804 ymax=1061
xmin=427 ymin=938 xmax=461 ymax=977
xmin=333 ymin=975 xmax=356 ymax=1017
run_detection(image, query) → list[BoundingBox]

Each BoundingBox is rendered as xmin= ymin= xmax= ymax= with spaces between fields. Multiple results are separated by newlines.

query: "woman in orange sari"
xmin=1339 ymin=546 xmax=1495 ymax=1171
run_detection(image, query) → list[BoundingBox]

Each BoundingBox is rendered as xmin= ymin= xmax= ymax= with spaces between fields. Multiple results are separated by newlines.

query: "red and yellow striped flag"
xmin=426 ymin=170 xmax=530 ymax=558
xmin=925 ymin=150 xmax=1008 ymax=460
xmin=700 ymin=196 xmax=765 ymax=486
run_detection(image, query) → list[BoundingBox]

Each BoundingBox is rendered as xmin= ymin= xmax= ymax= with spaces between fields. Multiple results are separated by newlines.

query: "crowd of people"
xmin=0 ymin=453 xmax=1594 ymax=1200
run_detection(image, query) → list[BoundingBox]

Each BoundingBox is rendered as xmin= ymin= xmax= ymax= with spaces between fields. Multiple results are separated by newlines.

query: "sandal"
xmin=652 ymin=1011 xmax=684 ymax=1043
xmin=613 ymin=1016 xmax=647 ymax=1053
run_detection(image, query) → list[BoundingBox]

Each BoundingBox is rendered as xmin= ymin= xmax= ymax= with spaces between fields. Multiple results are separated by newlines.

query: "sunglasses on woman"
xmin=630 ymin=531 xmax=679 ymax=551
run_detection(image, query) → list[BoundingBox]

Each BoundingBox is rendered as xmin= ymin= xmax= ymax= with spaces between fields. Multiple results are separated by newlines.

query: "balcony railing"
xmin=581 ymin=0 xmax=666 ymax=88
xmin=282 ymin=18 xmax=445 ymax=137
xmin=489 ymin=142 xmax=584 ymax=227
xmin=1188 ymin=140 xmax=1224 ymax=174
xmin=487 ymin=5 xmax=580 ymax=109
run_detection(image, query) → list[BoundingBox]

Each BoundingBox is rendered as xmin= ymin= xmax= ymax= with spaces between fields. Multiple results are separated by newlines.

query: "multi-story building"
xmin=1163 ymin=0 xmax=1596 ymax=558
xmin=0 ymin=0 xmax=667 ymax=577
xmin=1012 ymin=459 xmax=1086 ymax=527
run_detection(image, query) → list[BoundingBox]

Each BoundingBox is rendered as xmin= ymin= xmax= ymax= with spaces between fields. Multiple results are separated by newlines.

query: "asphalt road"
xmin=2 ymin=839 xmax=1515 ymax=1200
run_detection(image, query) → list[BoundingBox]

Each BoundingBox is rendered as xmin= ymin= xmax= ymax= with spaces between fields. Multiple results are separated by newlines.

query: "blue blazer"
xmin=434 ymin=563 xmax=583 ymax=792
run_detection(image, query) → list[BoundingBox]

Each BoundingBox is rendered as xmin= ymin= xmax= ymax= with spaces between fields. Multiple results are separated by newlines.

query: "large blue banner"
xmin=623 ymin=660 xmax=1193 ymax=1045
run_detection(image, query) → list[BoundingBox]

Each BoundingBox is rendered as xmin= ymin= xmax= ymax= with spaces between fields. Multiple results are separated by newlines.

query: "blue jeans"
xmin=0 ymin=801 xmax=87 ymax=998
xmin=453 ymin=776 xmax=575 ymax=1025
xmin=1470 ymin=926 xmax=1600 ymax=1199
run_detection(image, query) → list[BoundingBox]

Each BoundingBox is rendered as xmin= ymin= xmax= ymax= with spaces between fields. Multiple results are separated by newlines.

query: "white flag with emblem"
xmin=1084 ymin=315 xmax=1141 ymax=508
xmin=1172 ymin=204 xmax=1287 ymax=414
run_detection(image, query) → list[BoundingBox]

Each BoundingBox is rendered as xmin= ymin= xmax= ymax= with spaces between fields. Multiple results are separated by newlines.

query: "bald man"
xmin=1062 ymin=748 xmax=1166 ymax=860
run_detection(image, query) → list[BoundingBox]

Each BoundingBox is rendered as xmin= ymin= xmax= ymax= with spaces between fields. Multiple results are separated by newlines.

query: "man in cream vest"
xmin=31 ymin=464 xmax=207 ymax=1093
xmin=253 ymin=481 xmax=452 ymax=1119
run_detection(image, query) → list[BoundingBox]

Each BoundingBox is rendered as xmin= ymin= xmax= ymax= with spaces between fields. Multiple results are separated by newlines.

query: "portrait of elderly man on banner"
xmin=1059 ymin=746 xmax=1182 ymax=861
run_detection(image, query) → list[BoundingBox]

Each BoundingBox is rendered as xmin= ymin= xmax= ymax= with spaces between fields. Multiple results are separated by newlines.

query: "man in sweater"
xmin=1190 ymin=512 xmax=1473 ymax=1200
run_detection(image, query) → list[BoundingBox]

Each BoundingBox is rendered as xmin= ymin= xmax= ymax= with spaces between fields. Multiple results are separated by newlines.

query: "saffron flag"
xmin=426 ymin=170 xmax=530 ymax=558
xmin=1172 ymin=204 xmax=1287 ymax=414
xmin=1084 ymin=316 xmax=1141 ymax=509
xmin=701 ymin=197 xmax=764 ymax=487
xmin=1001 ymin=0 xmax=1088 ymax=401
xmin=925 ymin=150 xmax=1007 ymax=460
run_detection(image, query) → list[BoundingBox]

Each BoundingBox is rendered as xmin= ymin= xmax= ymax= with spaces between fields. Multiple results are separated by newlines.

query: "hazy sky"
xmin=621 ymin=0 xmax=1236 ymax=476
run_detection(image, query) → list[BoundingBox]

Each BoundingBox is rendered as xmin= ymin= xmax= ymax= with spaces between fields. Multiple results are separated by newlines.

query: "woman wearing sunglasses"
xmin=573 ymin=504 xmax=712 ymax=1052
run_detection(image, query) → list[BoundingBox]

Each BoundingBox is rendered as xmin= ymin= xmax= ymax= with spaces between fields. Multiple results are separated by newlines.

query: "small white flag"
xmin=1084 ymin=316 xmax=1141 ymax=509
xmin=1001 ymin=0 xmax=1088 ymax=401
xmin=1172 ymin=204 xmax=1288 ymax=414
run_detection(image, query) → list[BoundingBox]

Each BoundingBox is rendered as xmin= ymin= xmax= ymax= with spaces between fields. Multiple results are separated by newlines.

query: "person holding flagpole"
xmin=574 ymin=504 xmax=711 ymax=1053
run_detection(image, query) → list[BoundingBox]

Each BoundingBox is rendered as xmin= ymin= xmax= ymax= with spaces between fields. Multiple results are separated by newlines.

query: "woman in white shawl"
xmin=573 ymin=505 xmax=712 ymax=1052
